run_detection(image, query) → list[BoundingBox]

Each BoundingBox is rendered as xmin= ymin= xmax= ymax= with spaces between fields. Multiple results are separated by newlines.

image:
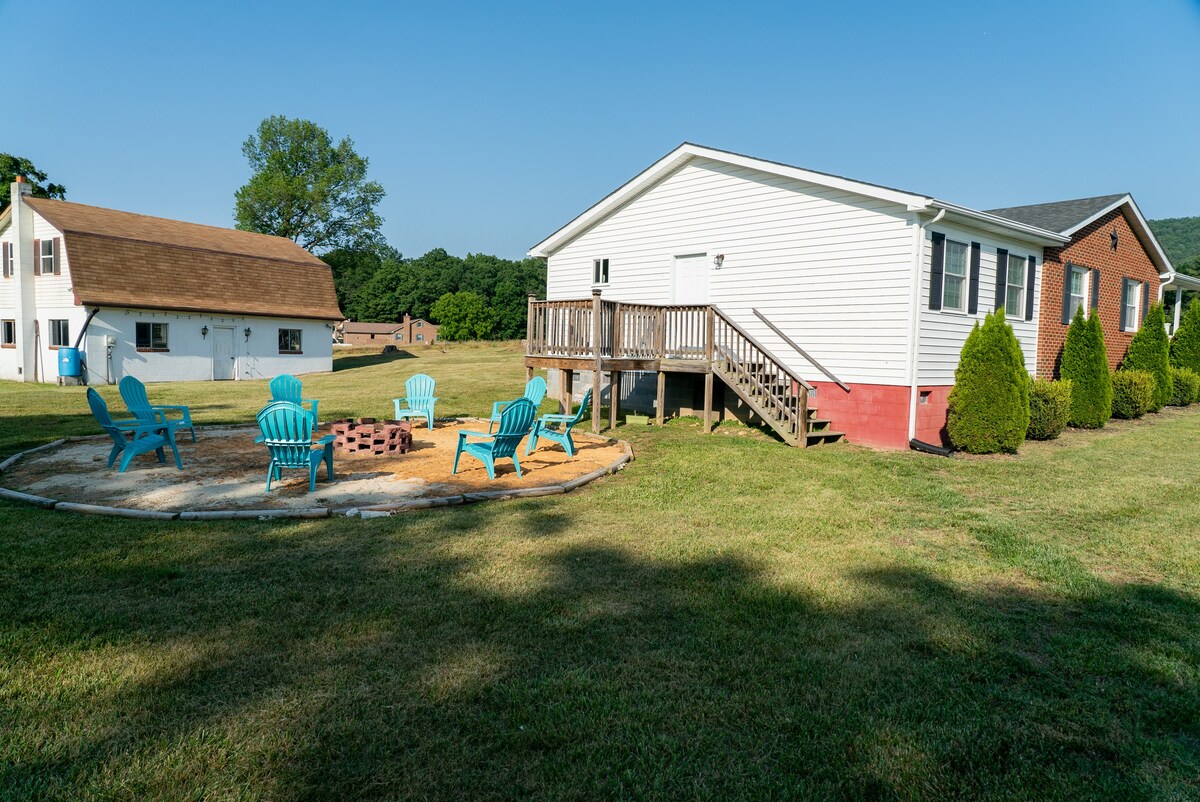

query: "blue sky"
xmin=3 ymin=0 xmax=1199 ymax=259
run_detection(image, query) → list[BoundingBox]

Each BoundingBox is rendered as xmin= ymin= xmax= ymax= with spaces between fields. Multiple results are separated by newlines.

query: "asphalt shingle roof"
xmin=985 ymin=194 xmax=1128 ymax=235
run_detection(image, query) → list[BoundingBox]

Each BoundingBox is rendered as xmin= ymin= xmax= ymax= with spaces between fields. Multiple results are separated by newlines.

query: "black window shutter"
xmin=1090 ymin=268 xmax=1101 ymax=311
xmin=968 ymin=242 xmax=981 ymax=314
xmin=1141 ymin=281 xmax=1150 ymax=323
xmin=32 ymin=239 xmax=40 ymax=276
xmin=994 ymin=248 xmax=1009 ymax=311
xmin=1025 ymin=256 xmax=1036 ymax=321
xmin=929 ymin=232 xmax=945 ymax=311
xmin=1061 ymin=263 xmax=1074 ymax=324
xmin=1119 ymin=278 xmax=1130 ymax=331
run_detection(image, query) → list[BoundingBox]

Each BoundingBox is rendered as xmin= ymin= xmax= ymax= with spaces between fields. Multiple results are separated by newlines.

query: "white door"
xmin=212 ymin=327 xmax=235 ymax=380
xmin=672 ymin=253 xmax=710 ymax=304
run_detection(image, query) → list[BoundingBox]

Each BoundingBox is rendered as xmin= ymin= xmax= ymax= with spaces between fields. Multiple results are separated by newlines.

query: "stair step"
xmin=805 ymin=430 xmax=845 ymax=445
xmin=807 ymin=418 xmax=833 ymax=432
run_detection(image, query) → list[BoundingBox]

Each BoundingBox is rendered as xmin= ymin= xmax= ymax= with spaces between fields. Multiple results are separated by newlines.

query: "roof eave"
xmin=80 ymin=300 xmax=343 ymax=322
xmin=930 ymin=200 xmax=1070 ymax=246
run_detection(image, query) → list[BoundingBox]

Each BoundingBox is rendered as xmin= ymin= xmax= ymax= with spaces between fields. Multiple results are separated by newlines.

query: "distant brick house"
xmin=338 ymin=315 xmax=438 ymax=346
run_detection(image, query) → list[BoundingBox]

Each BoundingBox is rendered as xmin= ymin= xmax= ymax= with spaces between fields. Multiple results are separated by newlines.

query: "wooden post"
xmin=591 ymin=289 xmax=603 ymax=434
xmin=561 ymin=369 xmax=574 ymax=415
xmin=525 ymin=292 xmax=536 ymax=352
xmin=704 ymin=307 xmax=715 ymax=433
xmin=797 ymin=383 xmax=809 ymax=447
xmin=526 ymin=365 xmax=534 ymax=382
xmin=656 ymin=370 xmax=666 ymax=426
xmin=610 ymin=371 xmax=621 ymax=430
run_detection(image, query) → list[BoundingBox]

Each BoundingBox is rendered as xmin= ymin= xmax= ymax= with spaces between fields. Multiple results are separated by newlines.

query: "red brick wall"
xmin=1037 ymin=209 xmax=1161 ymax=377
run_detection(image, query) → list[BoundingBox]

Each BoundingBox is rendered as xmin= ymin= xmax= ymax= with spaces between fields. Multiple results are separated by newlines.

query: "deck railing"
xmin=527 ymin=296 xmax=713 ymax=362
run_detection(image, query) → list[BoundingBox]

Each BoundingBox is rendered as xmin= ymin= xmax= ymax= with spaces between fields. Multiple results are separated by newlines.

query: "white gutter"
xmin=907 ymin=208 xmax=945 ymax=442
xmin=929 ymin=200 xmax=1069 ymax=245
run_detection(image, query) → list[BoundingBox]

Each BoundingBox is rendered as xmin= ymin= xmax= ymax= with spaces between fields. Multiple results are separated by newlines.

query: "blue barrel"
xmin=58 ymin=346 xmax=81 ymax=377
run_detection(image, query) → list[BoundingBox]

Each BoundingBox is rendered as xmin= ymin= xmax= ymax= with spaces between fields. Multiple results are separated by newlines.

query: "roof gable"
xmin=23 ymin=197 xmax=342 ymax=320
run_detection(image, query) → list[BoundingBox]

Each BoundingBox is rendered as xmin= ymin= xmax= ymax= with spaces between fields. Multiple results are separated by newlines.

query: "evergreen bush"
xmin=1112 ymin=370 xmax=1154 ymax=419
xmin=1121 ymin=302 xmax=1172 ymax=412
xmin=947 ymin=309 xmax=1031 ymax=454
xmin=1059 ymin=309 xmax=1112 ymax=428
xmin=1169 ymin=299 xmax=1200 ymax=375
xmin=1027 ymin=379 xmax=1072 ymax=440
xmin=1168 ymin=366 xmax=1200 ymax=406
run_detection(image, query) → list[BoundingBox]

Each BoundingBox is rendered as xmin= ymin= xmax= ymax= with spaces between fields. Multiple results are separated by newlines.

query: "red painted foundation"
xmin=809 ymin=382 xmax=951 ymax=450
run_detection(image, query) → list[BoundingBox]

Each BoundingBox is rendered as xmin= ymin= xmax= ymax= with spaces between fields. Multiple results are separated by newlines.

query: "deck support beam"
xmin=591 ymin=289 xmax=603 ymax=434
xmin=703 ymin=370 xmax=714 ymax=433
xmin=561 ymin=369 xmax=573 ymax=415
xmin=609 ymin=371 xmax=621 ymax=430
xmin=655 ymin=371 xmax=666 ymax=426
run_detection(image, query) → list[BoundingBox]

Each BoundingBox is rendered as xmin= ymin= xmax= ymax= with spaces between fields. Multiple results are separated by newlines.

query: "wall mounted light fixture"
xmin=713 ymin=253 xmax=725 ymax=268
xmin=201 ymin=325 xmax=209 ymax=339
xmin=243 ymin=327 xmax=252 ymax=341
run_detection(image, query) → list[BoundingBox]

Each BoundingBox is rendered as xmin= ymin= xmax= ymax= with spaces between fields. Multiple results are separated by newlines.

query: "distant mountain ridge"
xmin=1149 ymin=215 xmax=1200 ymax=276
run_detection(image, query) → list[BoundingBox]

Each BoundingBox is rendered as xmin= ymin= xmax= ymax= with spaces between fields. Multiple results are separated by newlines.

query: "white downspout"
xmin=907 ymin=207 xmax=946 ymax=442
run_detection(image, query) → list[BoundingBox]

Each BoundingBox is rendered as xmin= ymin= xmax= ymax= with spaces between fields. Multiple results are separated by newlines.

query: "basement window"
xmin=1 ymin=319 xmax=14 ymax=348
xmin=593 ymin=258 xmax=610 ymax=286
xmin=136 ymin=322 xmax=170 ymax=351
xmin=278 ymin=328 xmax=302 ymax=354
xmin=49 ymin=319 xmax=69 ymax=348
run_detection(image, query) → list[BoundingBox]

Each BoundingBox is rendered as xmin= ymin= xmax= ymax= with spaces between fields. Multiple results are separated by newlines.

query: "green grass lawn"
xmin=2 ymin=342 xmax=1198 ymax=800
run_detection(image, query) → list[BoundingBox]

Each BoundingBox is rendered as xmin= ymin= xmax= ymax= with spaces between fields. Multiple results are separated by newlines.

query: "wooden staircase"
xmin=525 ymin=294 xmax=847 ymax=447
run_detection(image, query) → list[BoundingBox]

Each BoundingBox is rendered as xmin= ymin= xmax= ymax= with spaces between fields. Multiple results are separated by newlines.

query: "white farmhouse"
xmin=526 ymin=143 xmax=1180 ymax=449
xmin=0 ymin=179 xmax=342 ymax=385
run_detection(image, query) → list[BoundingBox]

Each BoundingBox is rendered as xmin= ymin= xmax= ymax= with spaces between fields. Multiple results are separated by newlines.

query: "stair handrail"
xmin=751 ymin=309 xmax=850 ymax=392
xmin=709 ymin=306 xmax=814 ymax=393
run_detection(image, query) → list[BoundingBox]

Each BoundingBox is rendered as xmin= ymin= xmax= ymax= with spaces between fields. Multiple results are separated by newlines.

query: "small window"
xmin=1 ymin=319 xmax=14 ymax=347
xmin=278 ymin=328 xmax=302 ymax=354
xmin=1006 ymin=253 xmax=1026 ymax=315
xmin=1070 ymin=266 xmax=1088 ymax=318
xmin=1123 ymin=280 xmax=1140 ymax=332
xmin=416 ymin=333 xmax=425 ymax=342
xmin=415 ymin=321 xmax=423 ymax=328
xmin=49 ymin=319 xmax=69 ymax=348
xmin=136 ymin=322 xmax=169 ymax=351
xmin=2 ymin=242 xmax=12 ymax=278
xmin=593 ymin=258 xmax=610 ymax=286
xmin=942 ymin=241 xmax=968 ymax=312
xmin=40 ymin=239 xmax=56 ymax=275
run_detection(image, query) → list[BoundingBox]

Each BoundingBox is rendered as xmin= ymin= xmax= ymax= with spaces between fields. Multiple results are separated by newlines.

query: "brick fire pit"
xmin=330 ymin=418 xmax=413 ymax=456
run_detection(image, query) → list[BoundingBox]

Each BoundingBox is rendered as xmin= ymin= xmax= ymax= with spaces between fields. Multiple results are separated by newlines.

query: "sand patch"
xmin=3 ymin=422 xmax=626 ymax=511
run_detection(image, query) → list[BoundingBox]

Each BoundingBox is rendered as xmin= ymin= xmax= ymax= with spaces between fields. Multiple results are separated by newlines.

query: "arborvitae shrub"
xmin=1168 ymin=366 xmax=1200 ymax=406
xmin=1169 ymin=299 xmax=1200 ymax=374
xmin=1027 ymin=379 xmax=1072 ymax=440
xmin=1060 ymin=309 xmax=1112 ymax=428
xmin=1121 ymin=302 xmax=1172 ymax=412
xmin=947 ymin=309 xmax=1031 ymax=454
xmin=1112 ymin=370 xmax=1154 ymax=419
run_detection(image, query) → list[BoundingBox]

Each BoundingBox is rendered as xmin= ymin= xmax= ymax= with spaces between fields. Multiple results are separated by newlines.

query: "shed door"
xmin=212 ymin=327 xmax=235 ymax=380
xmin=672 ymin=253 xmax=709 ymax=304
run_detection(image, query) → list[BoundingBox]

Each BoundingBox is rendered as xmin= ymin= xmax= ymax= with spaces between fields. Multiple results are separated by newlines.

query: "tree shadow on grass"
xmin=1 ymin=511 xmax=1198 ymax=800
xmin=333 ymin=351 xmax=416 ymax=372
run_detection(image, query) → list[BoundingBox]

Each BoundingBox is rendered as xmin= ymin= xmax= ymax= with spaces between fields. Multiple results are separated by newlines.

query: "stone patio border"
xmin=0 ymin=420 xmax=633 ymax=521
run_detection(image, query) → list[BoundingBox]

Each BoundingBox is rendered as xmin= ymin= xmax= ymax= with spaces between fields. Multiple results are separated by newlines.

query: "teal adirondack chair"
xmin=393 ymin=373 xmax=438 ymax=430
xmin=119 ymin=375 xmax=196 ymax=442
xmin=256 ymin=401 xmax=335 ymax=493
xmin=453 ymin=397 xmax=536 ymax=480
xmin=526 ymin=388 xmax=592 ymax=458
xmin=270 ymin=374 xmax=319 ymax=425
xmin=488 ymin=376 xmax=547 ymax=433
xmin=87 ymin=388 xmax=182 ymax=472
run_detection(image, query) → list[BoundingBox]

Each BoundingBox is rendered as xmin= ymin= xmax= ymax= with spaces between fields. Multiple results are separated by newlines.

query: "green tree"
xmin=234 ymin=116 xmax=384 ymax=252
xmin=1121 ymin=302 xmax=1172 ymax=412
xmin=321 ymin=244 xmax=401 ymax=321
xmin=946 ymin=309 xmax=1031 ymax=454
xmin=1060 ymin=309 xmax=1112 ymax=428
xmin=1169 ymin=299 xmax=1200 ymax=374
xmin=0 ymin=154 xmax=65 ymax=210
xmin=430 ymin=291 xmax=496 ymax=341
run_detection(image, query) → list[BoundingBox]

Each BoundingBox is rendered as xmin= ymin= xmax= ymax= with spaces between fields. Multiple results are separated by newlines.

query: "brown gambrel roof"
xmin=25 ymin=197 xmax=343 ymax=320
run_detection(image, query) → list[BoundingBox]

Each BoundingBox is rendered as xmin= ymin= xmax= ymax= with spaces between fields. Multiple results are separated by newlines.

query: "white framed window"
xmin=49 ymin=319 xmax=69 ymax=348
xmin=278 ymin=328 xmax=302 ymax=354
xmin=592 ymin=258 xmax=610 ymax=286
xmin=1122 ymin=279 xmax=1140 ymax=332
xmin=942 ymin=240 xmax=968 ymax=312
xmin=1 ymin=319 xmax=14 ymax=347
xmin=416 ymin=333 xmax=425 ymax=342
xmin=415 ymin=321 xmax=423 ymax=328
xmin=40 ymin=239 xmax=56 ymax=275
xmin=1006 ymin=253 xmax=1026 ymax=315
xmin=1069 ymin=266 xmax=1088 ymax=318
xmin=135 ymin=322 xmax=169 ymax=351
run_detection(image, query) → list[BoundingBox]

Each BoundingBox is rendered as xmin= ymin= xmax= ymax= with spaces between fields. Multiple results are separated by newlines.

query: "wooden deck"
xmin=524 ymin=292 xmax=845 ymax=447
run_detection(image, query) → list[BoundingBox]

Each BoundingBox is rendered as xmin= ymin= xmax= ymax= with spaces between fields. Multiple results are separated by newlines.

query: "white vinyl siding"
xmin=545 ymin=157 xmax=915 ymax=386
xmin=918 ymin=225 xmax=1040 ymax=384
